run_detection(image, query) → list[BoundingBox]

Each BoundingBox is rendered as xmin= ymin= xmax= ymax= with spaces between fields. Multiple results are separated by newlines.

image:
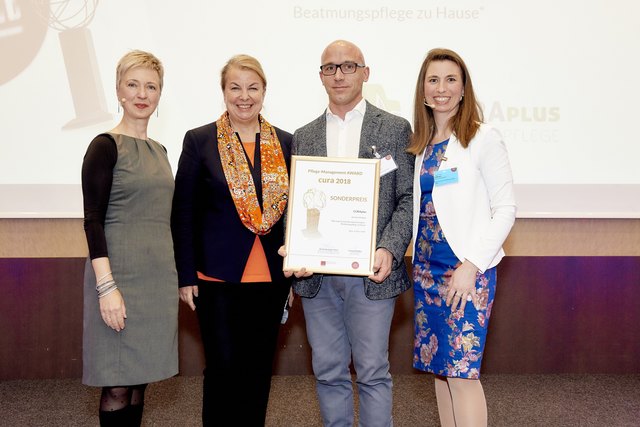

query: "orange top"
xmin=197 ymin=140 xmax=272 ymax=283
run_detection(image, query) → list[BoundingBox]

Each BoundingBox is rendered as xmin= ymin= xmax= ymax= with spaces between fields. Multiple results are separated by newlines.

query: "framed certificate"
xmin=283 ymin=155 xmax=380 ymax=276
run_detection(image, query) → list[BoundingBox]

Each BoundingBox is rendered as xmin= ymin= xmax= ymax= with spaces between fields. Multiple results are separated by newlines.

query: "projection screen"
xmin=1 ymin=0 xmax=638 ymax=218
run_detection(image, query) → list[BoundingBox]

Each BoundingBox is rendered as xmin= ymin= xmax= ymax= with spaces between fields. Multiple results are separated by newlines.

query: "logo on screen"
xmin=0 ymin=0 xmax=48 ymax=86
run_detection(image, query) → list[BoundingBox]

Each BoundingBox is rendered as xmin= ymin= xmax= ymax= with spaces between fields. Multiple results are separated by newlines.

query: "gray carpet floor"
xmin=1 ymin=374 xmax=639 ymax=426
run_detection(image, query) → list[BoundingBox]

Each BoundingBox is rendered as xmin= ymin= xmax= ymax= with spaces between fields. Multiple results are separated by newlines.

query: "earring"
xmin=156 ymin=104 xmax=159 ymax=118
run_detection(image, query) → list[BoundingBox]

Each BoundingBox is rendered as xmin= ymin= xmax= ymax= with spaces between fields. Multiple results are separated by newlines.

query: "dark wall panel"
xmin=484 ymin=257 xmax=640 ymax=373
xmin=1 ymin=257 xmax=639 ymax=380
xmin=0 ymin=258 xmax=84 ymax=379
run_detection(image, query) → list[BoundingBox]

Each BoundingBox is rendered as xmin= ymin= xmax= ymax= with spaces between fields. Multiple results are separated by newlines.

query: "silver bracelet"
xmin=96 ymin=271 xmax=112 ymax=284
xmin=98 ymin=285 xmax=118 ymax=299
xmin=96 ymin=279 xmax=115 ymax=292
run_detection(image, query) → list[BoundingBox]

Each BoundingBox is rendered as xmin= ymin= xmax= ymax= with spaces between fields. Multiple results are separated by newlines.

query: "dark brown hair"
xmin=407 ymin=48 xmax=483 ymax=154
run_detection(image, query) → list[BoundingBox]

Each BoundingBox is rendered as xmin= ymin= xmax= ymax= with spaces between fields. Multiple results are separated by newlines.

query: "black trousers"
xmin=195 ymin=279 xmax=290 ymax=427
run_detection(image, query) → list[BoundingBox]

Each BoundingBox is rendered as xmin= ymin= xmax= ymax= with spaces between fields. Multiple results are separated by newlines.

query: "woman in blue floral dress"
xmin=408 ymin=49 xmax=516 ymax=427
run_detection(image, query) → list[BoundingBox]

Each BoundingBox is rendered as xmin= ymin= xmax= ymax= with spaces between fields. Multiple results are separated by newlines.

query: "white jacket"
xmin=411 ymin=124 xmax=517 ymax=272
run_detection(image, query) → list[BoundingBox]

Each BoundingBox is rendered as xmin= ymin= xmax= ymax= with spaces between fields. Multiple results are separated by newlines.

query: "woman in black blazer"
xmin=171 ymin=54 xmax=291 ymax=426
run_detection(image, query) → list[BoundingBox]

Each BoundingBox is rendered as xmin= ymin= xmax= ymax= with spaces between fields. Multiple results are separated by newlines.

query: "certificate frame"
xmin=283 ymin=155 xmax=380 ymax=276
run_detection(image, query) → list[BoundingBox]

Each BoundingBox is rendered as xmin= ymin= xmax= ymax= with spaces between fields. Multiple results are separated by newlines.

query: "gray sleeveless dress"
xmin=82 ymin=133 xmax=179 ymax=387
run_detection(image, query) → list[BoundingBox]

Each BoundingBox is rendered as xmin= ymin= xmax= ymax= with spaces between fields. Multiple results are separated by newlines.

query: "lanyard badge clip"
xmin=371 ymin=145 xmax=381 ymax=159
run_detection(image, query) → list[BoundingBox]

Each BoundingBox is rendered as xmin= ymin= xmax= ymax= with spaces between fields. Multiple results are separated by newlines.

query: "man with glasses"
xmin=288 ymin=39 xmax=414 ymax=427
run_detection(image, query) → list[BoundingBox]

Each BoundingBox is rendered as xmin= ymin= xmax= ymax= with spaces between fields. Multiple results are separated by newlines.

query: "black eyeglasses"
xmin=320 ymin=62 xmax=366 ymax=76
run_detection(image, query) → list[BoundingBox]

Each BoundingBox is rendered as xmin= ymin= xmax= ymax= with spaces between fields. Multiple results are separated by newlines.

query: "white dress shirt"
xmin=325 ymin=98 xmax=367 ymax=158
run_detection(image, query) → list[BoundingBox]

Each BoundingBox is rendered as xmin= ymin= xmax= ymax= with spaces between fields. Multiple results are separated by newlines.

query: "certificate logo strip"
xmin=287 ymin=253 xmax=372 ymax=277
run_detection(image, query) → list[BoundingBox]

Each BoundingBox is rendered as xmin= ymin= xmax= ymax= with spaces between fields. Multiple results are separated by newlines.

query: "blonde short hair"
xmin=116 ymin=50 xmax=164 ymax=92
xmin=220 ymin=54 xmax=267 ymax=90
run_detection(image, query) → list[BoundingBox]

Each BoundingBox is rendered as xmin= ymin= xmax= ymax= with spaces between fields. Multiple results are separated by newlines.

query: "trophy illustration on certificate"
xmin=302 ymin=188 xmax=326 ymax=239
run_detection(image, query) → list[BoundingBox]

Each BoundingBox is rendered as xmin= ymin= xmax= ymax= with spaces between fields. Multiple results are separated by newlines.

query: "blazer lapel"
xmin=307 ymin=113 xmax=328 ymax=157
xmin=358 ymin=101 xmax=381 ymax=159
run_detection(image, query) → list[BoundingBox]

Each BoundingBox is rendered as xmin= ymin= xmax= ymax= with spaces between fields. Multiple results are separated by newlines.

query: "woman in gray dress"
xmin=81 ymin=50 xmax=178 ymax=426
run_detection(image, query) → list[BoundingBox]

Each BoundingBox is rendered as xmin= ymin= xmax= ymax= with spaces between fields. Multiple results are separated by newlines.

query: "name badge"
xmin=379 ymin=154 xmax=398 ymax=177
xmin=434 ymin=168 xmax=459 ymax=186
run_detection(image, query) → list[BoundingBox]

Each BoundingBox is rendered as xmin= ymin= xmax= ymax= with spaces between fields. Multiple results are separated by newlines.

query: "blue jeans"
xmin=301 ymin=275 xmax=396 ymax=427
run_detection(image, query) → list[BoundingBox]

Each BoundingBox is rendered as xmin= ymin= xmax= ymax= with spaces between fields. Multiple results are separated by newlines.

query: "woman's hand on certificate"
xmin=278 ymin=245 xmax=314 ymax=278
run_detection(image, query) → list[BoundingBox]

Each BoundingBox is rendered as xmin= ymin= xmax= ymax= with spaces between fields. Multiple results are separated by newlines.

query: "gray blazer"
xmin=292 ymin=101 xmax=415 ymax=300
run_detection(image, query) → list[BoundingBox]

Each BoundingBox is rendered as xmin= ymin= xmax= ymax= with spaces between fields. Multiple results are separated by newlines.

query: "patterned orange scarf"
xmin=216 ymin=112 xmax=289 ymax=235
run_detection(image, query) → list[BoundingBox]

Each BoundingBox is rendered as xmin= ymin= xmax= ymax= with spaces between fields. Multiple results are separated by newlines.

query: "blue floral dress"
xmin=412 ymin=139 xmax=496 ymax=379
